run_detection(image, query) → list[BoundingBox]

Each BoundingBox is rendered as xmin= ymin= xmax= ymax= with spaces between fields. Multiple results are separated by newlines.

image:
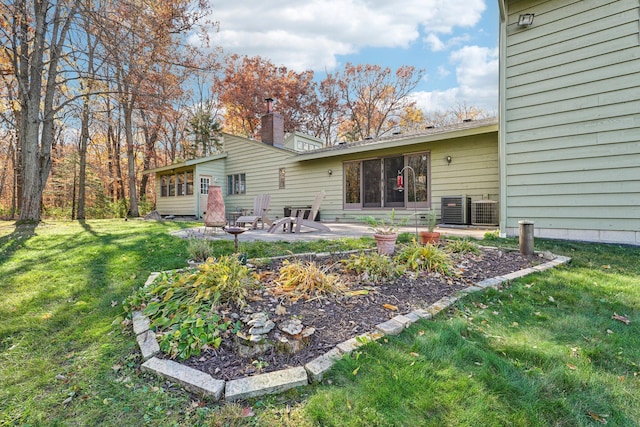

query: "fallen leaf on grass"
xmin=566 ymin=363 xmax=577 ymax=370
xmin=352 ymin=366 xmax=360 ymax=376
xmin=62 ymin=396 xmax=73 ymax=405
xmin=586 ymin=411 xmax=608 ymax=424
xmin=472 ymin=302 xmax=488 ymax=309
xmin=241 ymin=407 xmax=255 ymax=418
xmin=111 ymin=364 xmax=122 ymax=372
xmin=383 ymin=303 xmax=398 ymax=311
xmin=410 ymin=352 xmax=419 ymax=357
xmin=612 ymin=313 xmax=630 ymax=325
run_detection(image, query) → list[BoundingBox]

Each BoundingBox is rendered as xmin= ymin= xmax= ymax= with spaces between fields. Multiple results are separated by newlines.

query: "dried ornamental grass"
xmin=273 ymin=259 xmax=346 ymax=301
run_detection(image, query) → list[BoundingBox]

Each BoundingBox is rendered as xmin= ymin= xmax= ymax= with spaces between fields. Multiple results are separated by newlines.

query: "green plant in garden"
xmin=341 ymin=251 xmax=405 ymax=283
xmin=357 ymin=209 xmax=407 ymax=235
xmin=445 ymin=238 xmax=481 ymax=254
xmin=483 ymin=230 xmax=500 ymax=241
xmin=425 ymin=209 xmax=438 ymax=232
xmin=186 ymin=236 xmax=216 ymax=262
xmin=395 ymin=240 xmax=452 ymax=275
xmin=124 ymin=256 xmax=258 ymax=359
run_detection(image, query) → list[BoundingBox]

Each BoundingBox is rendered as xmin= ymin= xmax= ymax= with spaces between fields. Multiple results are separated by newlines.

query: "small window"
xmin=168 ymin=175 xmax=176 ymax=196
xmin=177 ymin=172 xmax=185 ymax=196
xmin=226 ymin=173 xmax=246 ymax=195
xmin=279 ymin=168 xmax=285 ymax=189
xmin=200 ymin=177 xmax=210 ymax=195
xmin=186 ymin=172 xmax=194 ymax=195
xmin=160 ymin=175 xmax=168 ymax=197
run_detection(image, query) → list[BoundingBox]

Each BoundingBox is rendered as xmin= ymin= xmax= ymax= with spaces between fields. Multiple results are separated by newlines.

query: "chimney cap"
xmin=265 ymin=97 xmax=274 ymax=113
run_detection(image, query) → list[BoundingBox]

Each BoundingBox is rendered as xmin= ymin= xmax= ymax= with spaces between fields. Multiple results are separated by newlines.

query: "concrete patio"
xmin=170 ymin=222 xmax=495 ymax=243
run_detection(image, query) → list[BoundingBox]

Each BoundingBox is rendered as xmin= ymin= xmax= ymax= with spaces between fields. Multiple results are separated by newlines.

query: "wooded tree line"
xmin=0 ymin=0 xmax=490 ymax=221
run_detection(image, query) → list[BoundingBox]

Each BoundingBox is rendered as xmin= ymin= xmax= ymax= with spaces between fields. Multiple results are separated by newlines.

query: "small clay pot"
xmin=374 ymin=233 xmax=398 ymax=255
xmin=419 ymin=231 xmax=440 ymax=245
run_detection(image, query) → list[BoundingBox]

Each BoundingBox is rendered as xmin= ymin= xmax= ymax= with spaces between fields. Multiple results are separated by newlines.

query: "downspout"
xmin=498 ymin=0 xmax=506 ymax=22
xmin=498 ymin=0 xmax=508 ymax=237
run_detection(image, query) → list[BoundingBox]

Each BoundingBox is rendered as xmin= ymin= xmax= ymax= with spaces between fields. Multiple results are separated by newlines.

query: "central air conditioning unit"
xmin=472 ymin=200 xmax=499 ymax=226
xmin=441 ymin=195 xmax=471 ymax=225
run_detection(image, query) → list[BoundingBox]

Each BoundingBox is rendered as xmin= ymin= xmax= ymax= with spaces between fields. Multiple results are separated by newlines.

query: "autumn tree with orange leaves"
xmin=215 ymin=55 xmax=318 ymax=139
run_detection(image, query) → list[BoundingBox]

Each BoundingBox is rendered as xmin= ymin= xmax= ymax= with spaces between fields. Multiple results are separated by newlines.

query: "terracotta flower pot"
xmin=419 ymin=231 xmax=440 ymax=245
xmin=374 ymin=233 xmax=398 ymax=255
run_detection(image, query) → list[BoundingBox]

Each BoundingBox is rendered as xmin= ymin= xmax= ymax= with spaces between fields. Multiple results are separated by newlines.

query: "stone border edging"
xmin=133 ymin=252 xmax=571 ymax=402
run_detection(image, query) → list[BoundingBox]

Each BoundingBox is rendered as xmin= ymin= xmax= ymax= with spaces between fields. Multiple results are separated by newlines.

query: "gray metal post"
xmin=519 ymin=220 xmax=535 ymax=255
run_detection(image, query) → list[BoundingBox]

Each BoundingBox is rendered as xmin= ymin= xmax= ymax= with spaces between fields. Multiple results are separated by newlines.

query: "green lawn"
xmin=1 ymin=220 xmax=638 ymax=426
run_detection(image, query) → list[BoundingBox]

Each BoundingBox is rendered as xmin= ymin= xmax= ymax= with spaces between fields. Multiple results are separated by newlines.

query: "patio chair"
xmin=235 ymin=194 xmax=272 ymax=229
xmin=268 ymin=191 xmax=330 ymax=233
xmin=203 ymin=185 xmax=227 ymax=235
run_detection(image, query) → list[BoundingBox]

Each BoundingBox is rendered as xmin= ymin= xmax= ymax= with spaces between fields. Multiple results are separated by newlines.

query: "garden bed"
xmin=162 ymin=246 xmax=541 ymax=380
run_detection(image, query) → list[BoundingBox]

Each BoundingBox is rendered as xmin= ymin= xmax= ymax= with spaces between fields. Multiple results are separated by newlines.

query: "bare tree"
xmin=337 ymin=63 xmax=424 ymax=140
xmin=1 ymin=0 xmax=81 ymax=221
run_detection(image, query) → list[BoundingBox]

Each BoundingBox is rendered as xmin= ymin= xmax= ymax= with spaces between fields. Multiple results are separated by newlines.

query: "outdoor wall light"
xmin=327 ymin=169 xmax=333 ymax=176
xmin=446 ymin=155 xmax=452 ymax=164
xmin=518 ymin=13 xmax=535 ymax=27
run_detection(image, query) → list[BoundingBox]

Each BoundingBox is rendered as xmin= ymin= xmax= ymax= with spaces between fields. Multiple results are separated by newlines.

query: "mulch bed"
xmin=178 ymin=247 xmax=541 ymax=380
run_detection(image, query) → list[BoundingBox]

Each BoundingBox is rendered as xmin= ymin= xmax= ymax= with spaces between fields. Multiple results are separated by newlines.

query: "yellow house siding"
xmin=503 ymin=0 xmax=640 ymax=243
xmin=290 ymin=132 xmax=499 ymax=223
xmin=222 ymin=136 xmax=297 ymax=218
xmin=152 ymin=127 xmax=499 ymax=223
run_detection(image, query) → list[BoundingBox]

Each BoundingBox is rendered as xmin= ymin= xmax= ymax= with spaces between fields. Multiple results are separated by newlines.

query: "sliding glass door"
xmin=344 ymin=153 xmax=429 ymax=209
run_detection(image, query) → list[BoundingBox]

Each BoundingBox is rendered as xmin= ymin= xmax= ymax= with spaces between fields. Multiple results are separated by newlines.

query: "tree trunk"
xmin=77 ymin=97 xmax=89 ymax=219
xmin=123 ymin=101 xmax=139 ymax=217
xmin=15 ymin=0 xmax=79 ymax=222
xmin=139 ymin=111 xmax=161 ymax=201
xmin=106 ymin=122 xmax=116 ymax=200
xmin=0 ymin=139 xmax=15 ymax=205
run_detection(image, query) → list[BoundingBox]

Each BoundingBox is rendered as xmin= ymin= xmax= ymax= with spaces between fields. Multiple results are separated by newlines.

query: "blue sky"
xmin=200 ymin=0 xmax=499 ymax=114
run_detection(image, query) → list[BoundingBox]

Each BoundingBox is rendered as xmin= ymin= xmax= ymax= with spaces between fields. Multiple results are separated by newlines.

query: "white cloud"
xmin=411 ymin=45 xmax=498 ymax=113
xmin=424 ymin=32 xmax=472 ymax=52
xmin=201 ymin=0 xmax=487 ymax=71
xmin=425 ymin=34 xmax=445 ymax=51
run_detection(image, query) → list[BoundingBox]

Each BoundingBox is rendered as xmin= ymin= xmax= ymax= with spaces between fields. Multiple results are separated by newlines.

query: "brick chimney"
xmin=261 ymin=98 xmax=284 ymax=146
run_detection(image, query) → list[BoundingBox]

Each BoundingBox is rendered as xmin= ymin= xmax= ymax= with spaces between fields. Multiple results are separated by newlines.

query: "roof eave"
xmin=294 ymin=121 xmax=498 ymax=161
xmin=142 ymin=153 xmax=227 ymax=175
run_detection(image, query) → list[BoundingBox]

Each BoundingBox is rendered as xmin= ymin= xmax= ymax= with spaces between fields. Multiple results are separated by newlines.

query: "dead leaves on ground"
xmin=586 ymin=411 xmax=608 ymax=424
xmin=611 ymin=313 xmax=630 ymax=325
